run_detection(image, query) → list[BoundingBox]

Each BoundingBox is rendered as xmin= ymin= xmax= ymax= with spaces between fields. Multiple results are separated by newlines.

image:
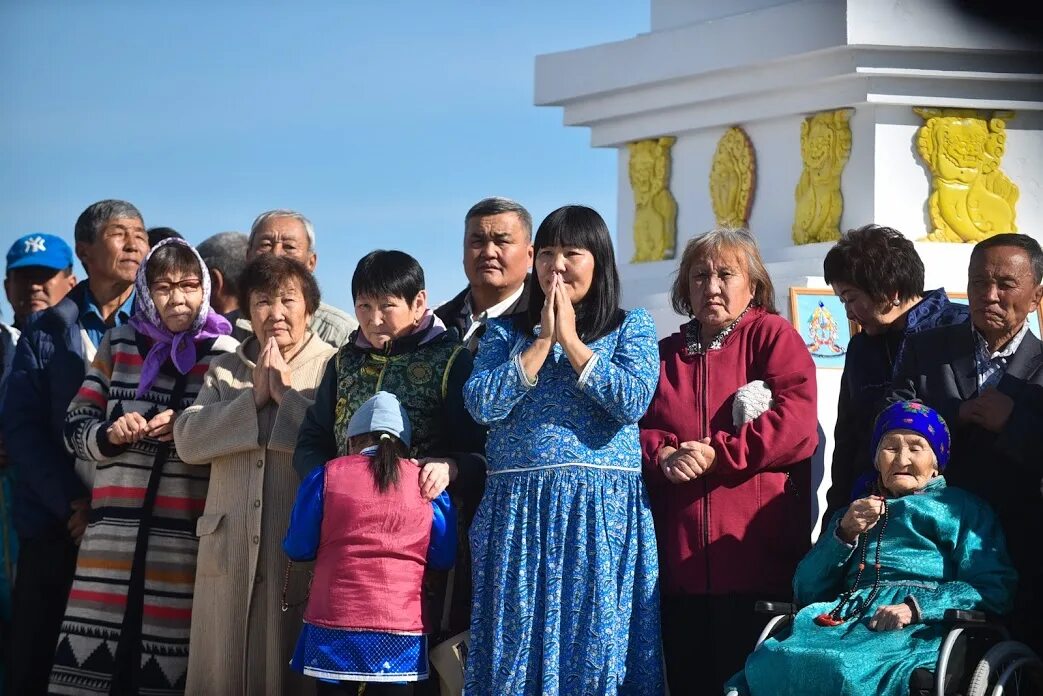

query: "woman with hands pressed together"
xmin=464 ymin=206 xmax=663 ymax=695
xmin=727 ymin=402 xmax=1016 ymax=696
xmin=173 ymin=255 xmax=336 ymax=696
xmin=52 ymin=239 xmax=237 ymax=695
xmin=639 ymin=228 xmax=819 ymax=696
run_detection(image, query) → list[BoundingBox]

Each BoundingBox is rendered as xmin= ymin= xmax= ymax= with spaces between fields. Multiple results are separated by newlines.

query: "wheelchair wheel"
xmin=965 ymin=641 xmax=1043 ymax=696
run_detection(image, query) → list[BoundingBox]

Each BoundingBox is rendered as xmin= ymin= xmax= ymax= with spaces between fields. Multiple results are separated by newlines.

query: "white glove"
xmin=733 ymin=380 xmax=774 ymax=427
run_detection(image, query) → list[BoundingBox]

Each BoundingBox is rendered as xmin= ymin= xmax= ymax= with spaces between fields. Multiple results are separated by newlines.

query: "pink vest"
xmin=304 ymin=455 xmax=433 ymax=633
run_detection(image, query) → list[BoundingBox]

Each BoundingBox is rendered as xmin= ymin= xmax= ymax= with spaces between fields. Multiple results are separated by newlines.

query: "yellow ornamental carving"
xmin=792 ymin=109 xmax=852 ymax=245
xmin=629 ymin=137 xmax=678 ymax=262
xmin=914 ymin=108 xmax=1019 ymax=243
xmin=709 ymin=127 xmax=756 ymax=227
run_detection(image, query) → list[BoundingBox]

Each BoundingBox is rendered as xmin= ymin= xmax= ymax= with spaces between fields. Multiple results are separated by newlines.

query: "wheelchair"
xmin=723 ymin=601 xmax=1043 ymax=696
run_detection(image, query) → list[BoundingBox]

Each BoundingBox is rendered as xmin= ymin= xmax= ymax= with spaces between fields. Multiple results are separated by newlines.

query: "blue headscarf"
xmin=870 ymin=400 xmax=951 ymax=471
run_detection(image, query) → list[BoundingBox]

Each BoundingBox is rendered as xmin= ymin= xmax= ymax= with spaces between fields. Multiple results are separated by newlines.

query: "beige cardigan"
xmin=174 ymin=333 xmax=335 ymax=696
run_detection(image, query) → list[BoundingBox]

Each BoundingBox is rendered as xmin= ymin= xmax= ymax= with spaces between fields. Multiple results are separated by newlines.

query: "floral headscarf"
xmin=870 ymin=400 xmax=951 ymax=471
xmin=128 ymin=238 xmax=231 ymax=398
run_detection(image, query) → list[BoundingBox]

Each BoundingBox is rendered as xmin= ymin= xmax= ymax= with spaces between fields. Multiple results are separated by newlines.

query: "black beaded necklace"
xmin=814 ymin=496 xmax=889 ymax=627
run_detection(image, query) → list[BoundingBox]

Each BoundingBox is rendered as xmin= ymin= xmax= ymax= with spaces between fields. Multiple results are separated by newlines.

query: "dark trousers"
xmin=315 ymin=680 xmax=415 ymax=696
xmin=661 ymin=593 xmax=777 ymax=696
xmin=7 ymin=536 xmax=78 ymax=696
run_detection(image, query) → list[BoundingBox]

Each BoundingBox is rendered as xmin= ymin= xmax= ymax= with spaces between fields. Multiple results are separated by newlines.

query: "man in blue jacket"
xmin=2 ymin=200 xmax=147 ymax=695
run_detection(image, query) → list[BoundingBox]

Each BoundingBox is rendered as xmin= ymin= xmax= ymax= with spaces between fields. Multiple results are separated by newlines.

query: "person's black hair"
xmin=147 ymin=227 xmax=183 ymax=247
xmin=145 ymin=242 xmax=202 ymax=286
xmin=970 ymin=233 xmax=1043 ymax=284
xmin=823 ymin=225 xmax=925 ymax=305
xmin=523 ymin=205 xmax=622 ymax=342
xmin=237 ymin=254 xmax=322 ymax=320
xmin=349 ymin=432 xmax=408 ymax=492
xmin=351 ymin=250 xmax=425 ymax=303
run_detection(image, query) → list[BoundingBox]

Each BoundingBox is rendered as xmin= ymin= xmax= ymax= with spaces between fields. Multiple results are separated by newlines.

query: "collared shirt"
xmin=684 ymin=305 xmax=751 ymax=355
xmin=974 ymin=321 xmax=1029 ymax=391
xmin=80 ymin=290 xmax=135 ymax=350
xmin=461 ymin=284 xmax=526 ymax=348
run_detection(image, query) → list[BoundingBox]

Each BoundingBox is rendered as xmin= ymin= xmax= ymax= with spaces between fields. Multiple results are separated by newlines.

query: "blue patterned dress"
xmin=727 ymin=477 xmax=1016 ymax=695
xmin=463 ymin=309 xmax=664 ymax=696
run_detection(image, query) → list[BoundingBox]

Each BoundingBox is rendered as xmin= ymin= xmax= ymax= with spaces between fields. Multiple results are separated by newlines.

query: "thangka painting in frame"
xmin=788 ymin=287 xmax=858 ymax=369
xmin=946 ymin=291 xmax=1043 ymax=338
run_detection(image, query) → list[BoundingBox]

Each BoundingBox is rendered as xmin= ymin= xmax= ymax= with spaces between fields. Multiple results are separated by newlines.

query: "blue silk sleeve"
xmin=282 ymin=465 xmax=325 ymax=562
xmin=427 ymin=490 xmax=457 ymax=570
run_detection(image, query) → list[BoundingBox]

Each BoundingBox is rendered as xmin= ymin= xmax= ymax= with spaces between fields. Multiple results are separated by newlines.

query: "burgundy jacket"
xmin=639 ymin=308 xmax=818 ymax=597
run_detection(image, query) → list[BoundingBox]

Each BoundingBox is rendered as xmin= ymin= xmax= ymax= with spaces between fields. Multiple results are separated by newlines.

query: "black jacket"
xmin=434 ymin=282 xmax=530 ymax=352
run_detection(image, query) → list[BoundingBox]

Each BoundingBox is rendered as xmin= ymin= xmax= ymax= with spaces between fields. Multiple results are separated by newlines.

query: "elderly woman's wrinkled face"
xmin=249 ymin=278 xmax=312 ymax=354
xmin=150 ymin=270 xmax=204 ymax=333
xmin=688 ymin=251 xmax=755 ymax=332
xmin=355 ymin=291 xmax=427 ymax=349
xmin=875 ymin=429 xmax=939 ymax=496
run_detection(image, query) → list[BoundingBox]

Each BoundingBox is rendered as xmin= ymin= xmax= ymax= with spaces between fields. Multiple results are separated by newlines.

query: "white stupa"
xmin=534 ymin=0 xmax=1043 ymax=524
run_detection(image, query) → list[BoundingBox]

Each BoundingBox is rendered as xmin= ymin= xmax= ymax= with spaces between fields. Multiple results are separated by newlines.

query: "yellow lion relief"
xmin=709 ymin=127 xmax=756 ymax=228
xmin=792 ymin=110 xmax=852 ymax=245
xmin=914 ymin=108 xmax=1019 ymax=243
xmin=629 ymin=137 xmax=678 ymax=263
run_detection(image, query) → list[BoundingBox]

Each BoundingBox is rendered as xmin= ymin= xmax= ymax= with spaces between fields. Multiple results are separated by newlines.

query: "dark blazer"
xmin=434 ymin=282 xmax=530 ymax=352
xmin=1 ymin=282 xmax=93 ymax=539
xmin=892 ymin=321 xmax=1043 ymax=648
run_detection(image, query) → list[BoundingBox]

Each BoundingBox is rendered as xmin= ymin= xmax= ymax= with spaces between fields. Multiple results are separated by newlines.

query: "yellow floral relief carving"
xmin=792 ymin=109 xmax=852 ymax=245
xmin=709 ymin=127 xmax=756 ymax=227
xmin=629 ymin=137 xmax=678 ymax=262
xmin=914 ymin=108 xmax=1019 ymax=242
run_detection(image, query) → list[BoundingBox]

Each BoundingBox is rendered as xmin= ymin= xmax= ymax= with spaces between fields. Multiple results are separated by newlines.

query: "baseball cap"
xmin=7 ymin=234 xmax=74 ymax=272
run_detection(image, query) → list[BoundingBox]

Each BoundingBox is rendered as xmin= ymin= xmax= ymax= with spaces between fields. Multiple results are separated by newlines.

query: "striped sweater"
xmin=50 ymin=325 xmax=237 ymax=696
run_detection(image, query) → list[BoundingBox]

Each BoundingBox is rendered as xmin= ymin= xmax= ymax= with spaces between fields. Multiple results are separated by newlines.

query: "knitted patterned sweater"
xmin=50 ymin=325 xmax=237 ymax=696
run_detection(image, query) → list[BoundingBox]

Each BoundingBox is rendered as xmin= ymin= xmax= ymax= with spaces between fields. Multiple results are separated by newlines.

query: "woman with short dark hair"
xmin=820 ymin=225 xmax=968 ymax=527
xmin=292 ymin=250 xmax=486 ymax=692
xmin=464 ymin=206 xmax=664 ymax=695
xmin=174 ymin=254 xmax=335 ymax=696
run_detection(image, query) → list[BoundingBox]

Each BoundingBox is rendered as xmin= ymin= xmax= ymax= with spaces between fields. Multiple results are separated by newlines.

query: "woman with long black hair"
xmin=463 ymin=205 xmax=664 ymax=695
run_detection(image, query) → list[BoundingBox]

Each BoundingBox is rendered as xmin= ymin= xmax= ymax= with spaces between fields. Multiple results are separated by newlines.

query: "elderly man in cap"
xmin=435 ymin=197 xmax=533 ymax=353
xmin=2 ymin=200 xmax=148 ymax=694
xmin=4 ymin=233 xmax=78 ymax=330
xmin=238 ymin=209 xmax=358 ymax=346
xmin=0 ymin=233 xmax=78 ymax=688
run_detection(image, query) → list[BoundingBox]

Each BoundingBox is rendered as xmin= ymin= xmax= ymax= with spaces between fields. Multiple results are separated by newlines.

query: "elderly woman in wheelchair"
xmin=726 ymin=401 xmax=1018 ymax=696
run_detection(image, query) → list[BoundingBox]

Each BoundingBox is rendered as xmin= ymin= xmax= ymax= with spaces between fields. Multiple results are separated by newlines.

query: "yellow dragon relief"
xmin=792 ymin=109 xmax=852 ymax=245
xmin=629 ymin=137 xmax=678 ymax=263
xmin=914 ymin=108 xmax=1019 ymax=243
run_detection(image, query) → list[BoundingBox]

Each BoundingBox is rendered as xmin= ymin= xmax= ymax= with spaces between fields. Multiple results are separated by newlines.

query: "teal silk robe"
xmin=729 ymin=477 xmax=1016 ymax=696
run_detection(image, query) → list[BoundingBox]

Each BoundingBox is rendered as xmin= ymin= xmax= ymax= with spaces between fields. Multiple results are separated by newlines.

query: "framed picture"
xmin=788 ymin=287 xmax=858 ymax=369
xmin=946 ymin=292 xmax=1043 ymax=338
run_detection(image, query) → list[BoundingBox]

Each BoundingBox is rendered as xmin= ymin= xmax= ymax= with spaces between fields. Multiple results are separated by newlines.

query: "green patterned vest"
xmin=332 ymin=337 xmax=466 ymax=457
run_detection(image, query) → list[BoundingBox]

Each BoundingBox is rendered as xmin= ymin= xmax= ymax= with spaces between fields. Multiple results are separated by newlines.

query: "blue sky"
xmin=0 ymin=1 xmax=647 ymax=320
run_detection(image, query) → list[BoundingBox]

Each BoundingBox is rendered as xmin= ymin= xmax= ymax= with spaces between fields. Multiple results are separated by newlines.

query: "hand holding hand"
xmin=538 ymin=274 xmax=558 ymax=343
xmin=145 ymin=409 xmax=177 ymax=442
xmin=678 ymin=438 xmax=716 ymax=475
xmin=417 ymin=457 xmax=457 ymax=501
xmin=959 ymin=388 xmax=1014 ymax=433
xmin=267 ymin=338 xmax=292 ymax=404
xmin=553 ymin=275 xmax=578 ymax=347
xmin=839 ymin=496 xmax=885 ymax=543
xmin=107 ymin=412 xmax=150 ymax=446
xmin=868 ymin=603 xmax=913 ymax=631
xmin=253 ymin=340 xmax=272 ymax=409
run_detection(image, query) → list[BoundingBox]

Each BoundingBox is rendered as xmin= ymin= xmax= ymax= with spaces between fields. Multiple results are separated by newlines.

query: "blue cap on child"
xmin=347 ymin=391 xmax=412 ymax=448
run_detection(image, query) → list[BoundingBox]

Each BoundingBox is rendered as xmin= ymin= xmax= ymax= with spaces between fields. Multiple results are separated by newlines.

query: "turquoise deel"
xmin=462 ymin=309 xmax=664 ymax=695
xmin=728 ymin=477 xmax=1016 ymax=696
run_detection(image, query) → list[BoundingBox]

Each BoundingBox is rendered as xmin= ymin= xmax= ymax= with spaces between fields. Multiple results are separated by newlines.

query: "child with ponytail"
xmin=283 ymin=391 xmax=456 ymax=696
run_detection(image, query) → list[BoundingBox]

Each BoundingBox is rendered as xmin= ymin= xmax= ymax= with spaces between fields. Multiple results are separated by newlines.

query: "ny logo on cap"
xmin=24 ymin=236 xmax=46 ymax=254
